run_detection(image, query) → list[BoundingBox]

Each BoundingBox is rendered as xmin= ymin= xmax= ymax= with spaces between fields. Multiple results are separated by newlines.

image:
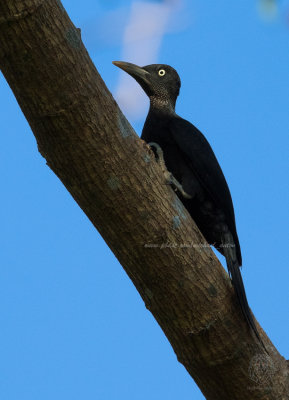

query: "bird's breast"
xmin=142 ymin=122 xmax=195 ymax=188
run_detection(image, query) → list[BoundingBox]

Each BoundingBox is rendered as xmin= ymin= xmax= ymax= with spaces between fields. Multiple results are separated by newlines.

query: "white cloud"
xmin=114 ymin=0 xmax=184 ymax=120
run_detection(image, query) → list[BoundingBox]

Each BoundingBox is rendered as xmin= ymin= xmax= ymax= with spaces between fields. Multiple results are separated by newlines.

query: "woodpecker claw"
xmin=148 ymin=142 xmax=192 ymax=199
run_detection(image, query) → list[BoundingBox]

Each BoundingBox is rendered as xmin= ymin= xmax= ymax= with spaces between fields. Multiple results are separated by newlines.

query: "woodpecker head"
xmin=113 ymin=61 xmax=181 ymax=109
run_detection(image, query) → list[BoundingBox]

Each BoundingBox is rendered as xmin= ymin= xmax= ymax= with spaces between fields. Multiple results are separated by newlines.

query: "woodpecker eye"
xmin=158 ymin=69 xmax=166 ymax=77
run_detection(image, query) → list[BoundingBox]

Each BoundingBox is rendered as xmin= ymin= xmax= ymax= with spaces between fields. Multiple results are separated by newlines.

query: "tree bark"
xmin=0 ymin=1 xmax=288 ymax=399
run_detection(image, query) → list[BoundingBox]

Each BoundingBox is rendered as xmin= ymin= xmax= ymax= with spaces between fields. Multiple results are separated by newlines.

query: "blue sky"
xmin=0 ymin=1 xmax=288 ymax=399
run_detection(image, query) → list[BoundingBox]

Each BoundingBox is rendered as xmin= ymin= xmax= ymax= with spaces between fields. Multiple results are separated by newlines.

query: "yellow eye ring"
xmin=158 ymin=69 xmax=166 ymax=77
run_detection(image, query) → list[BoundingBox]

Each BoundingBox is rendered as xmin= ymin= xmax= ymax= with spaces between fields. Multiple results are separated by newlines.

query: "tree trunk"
xmin=0 ymin=1 xmax=288 ymax=398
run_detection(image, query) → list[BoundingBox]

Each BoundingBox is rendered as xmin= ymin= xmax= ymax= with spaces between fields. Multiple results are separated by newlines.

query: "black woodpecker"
xmin=113 ymin=61 xmax=265 ymax=350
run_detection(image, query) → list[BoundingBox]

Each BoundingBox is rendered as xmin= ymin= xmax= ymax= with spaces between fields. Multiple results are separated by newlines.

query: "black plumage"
xmin=113 ymin=61 xmax=265 ymax=349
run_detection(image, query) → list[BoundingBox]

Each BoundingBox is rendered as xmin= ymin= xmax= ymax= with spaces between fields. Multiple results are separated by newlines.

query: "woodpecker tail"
xmin=222 ymin=232 xmax=267 ymax=352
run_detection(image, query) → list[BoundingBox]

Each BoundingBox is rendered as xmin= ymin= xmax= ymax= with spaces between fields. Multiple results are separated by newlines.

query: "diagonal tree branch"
xmin=0 ymin=1 xmax=288 ymax=399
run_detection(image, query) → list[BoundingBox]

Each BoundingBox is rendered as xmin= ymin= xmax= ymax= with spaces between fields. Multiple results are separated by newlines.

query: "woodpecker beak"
xmin=112 ymin=61 xmax=152 ymax=94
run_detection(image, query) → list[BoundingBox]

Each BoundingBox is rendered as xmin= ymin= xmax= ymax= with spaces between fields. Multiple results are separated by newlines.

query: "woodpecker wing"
xmin=169 ymin=116 xmax=242 ymax=265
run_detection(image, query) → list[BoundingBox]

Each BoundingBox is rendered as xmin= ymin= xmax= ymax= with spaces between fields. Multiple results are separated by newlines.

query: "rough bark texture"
xmin=0 ymin=1 xmax=288 ymax=399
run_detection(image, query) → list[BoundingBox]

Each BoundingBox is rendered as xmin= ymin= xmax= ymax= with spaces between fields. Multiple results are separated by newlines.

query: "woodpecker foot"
xmin=148 ymin=142 xmax=192 ymax=199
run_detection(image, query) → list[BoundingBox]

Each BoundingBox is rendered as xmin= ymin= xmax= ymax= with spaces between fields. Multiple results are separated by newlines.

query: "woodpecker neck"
xmin=149 ymin=95 xmax=176 ymax=115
